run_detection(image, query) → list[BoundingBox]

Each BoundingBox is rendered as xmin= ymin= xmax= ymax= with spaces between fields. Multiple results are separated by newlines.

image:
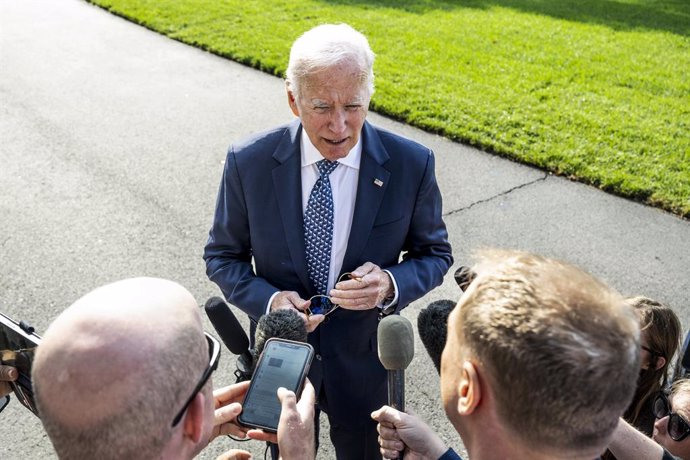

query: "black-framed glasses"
xmin=171 ymin=332 xmax=221 ymax=427
xmin=0 ymin=395 xmax=9 ymax=414
xmin=653 ymin=392 xmax=690 ymax=441
xmin=307 ymin=272 xmax=362 ymax=317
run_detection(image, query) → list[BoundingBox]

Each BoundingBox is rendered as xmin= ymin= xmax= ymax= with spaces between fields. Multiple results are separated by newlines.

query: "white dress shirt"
xmin=265 ymin=128 xmax=398 ymax=312
xmin=300 ymin=129 xmax=360 ymax=293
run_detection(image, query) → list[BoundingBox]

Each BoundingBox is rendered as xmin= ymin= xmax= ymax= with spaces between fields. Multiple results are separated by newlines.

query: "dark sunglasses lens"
xmin=669 ymin=414 xmax=690 ymax=441
xmin=310 ymin=296 xmax=334 ymax=315
xmin=654 ymin=395 xmax=669 ymax=418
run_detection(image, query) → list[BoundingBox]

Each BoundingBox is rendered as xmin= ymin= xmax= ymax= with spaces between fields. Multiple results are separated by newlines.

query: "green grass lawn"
xmin=88 ymin=0 xmax=690 ymax=217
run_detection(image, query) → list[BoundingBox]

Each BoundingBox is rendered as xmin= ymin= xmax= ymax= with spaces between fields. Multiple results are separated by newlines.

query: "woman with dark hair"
xmin=626 ymin=296 xmax=682 ymax=436
xmin=603 ymin=296 xmax=682 ymax=460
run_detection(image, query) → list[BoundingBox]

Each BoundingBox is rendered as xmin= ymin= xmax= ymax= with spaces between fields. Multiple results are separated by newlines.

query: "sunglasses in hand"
xmin=653 ymin=391 xmax=690 ymax=442
xmin=306 ymin=273 xmax=362 ymax=317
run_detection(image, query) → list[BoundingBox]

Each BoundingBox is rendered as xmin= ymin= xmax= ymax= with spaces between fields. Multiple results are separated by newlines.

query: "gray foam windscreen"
xmin=377 ymin=315 xmax=415 ymax=370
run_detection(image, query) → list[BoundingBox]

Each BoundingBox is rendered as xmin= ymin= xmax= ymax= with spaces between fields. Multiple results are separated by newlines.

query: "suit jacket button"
xmin=315 ymin=354 xmax=322 ymax=361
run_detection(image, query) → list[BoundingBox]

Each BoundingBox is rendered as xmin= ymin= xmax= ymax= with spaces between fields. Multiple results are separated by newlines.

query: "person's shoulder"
xmin=231 ymin=121 xmax=297 ymax=155
xmin=367 ymin=122 xmax=432 ymax=157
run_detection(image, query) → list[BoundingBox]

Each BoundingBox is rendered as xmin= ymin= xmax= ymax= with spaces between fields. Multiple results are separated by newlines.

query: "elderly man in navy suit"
xmin=204 ymin=23 xmax=453 ymax=459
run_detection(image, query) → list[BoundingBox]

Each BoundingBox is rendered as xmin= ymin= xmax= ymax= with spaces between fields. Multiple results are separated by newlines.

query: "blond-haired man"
xmin=373 ymin=249 xmax=640 ymax=460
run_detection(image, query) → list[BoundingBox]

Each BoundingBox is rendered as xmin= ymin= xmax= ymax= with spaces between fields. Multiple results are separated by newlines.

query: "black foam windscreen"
xmin=204 ymin=297 xmax=250 ymax=356
xmin=252 ymin=309 xmax=308 ymax=368
xmin=377 ymin=315 xmax=415 ymax=371
xmin=417 ymin=300 xmax=456 ymax=374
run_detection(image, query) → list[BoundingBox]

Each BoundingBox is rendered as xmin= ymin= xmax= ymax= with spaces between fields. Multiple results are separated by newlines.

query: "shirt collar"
xmin=300 ymin=127 xmax=361 ymax=170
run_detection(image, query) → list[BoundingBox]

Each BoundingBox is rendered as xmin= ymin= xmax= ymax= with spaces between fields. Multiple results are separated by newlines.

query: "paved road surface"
xmin=1 ymin=0 xmax=688 ymax=458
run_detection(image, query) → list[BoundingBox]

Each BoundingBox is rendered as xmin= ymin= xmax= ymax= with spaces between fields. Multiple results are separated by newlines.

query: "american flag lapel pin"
xmin=374 ymin=178 xmax=384 ymax=187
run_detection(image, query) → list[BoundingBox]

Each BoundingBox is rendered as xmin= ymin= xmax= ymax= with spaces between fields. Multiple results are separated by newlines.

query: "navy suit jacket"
xmin=204 ymin=119 xmax=452 ymax=428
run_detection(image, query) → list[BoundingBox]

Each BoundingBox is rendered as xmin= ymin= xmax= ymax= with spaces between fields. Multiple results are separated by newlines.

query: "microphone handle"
xmin=387 ymin=369 xmax=405 ymax=412
xmin=234 ymin=352 xmax=253 ymax=383
xmin=388 ymin=370 xmax=406 ymax=459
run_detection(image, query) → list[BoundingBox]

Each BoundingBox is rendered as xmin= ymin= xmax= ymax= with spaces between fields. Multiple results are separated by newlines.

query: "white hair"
xmin=286 ymin=23 xmax=375 ymax=99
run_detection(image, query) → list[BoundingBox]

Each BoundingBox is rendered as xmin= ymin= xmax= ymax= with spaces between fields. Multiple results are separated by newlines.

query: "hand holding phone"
xmin=247 ymin=379 xmax=316 ymax=460
xmin=1 ymin=312 xmax=42 ymax=416
xmin=238 ymin=338 xmax=313 ymax=433
xmin=0 ymin=364 xmax=18 ymax=398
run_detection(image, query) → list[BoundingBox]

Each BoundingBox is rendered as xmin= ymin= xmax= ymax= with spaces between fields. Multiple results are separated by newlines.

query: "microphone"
xmin=417 ymin=300 xmax=455 ymax=374
xmin=377 ymin=315 xmax=414 ymax=412
xmin=252 ymin=309 xmax=307 ymax=371
xmin=204 ymin=297 xmax=253 ymax=382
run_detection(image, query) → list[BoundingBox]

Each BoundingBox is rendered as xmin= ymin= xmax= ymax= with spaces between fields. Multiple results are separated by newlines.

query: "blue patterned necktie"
xmin=304 ymin=159 xmax=339 ymax=295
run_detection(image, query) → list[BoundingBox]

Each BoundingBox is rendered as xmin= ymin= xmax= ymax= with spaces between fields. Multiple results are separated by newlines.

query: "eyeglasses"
xmin=653 ymin=392 xmax=690 ymax=441
xmin=171 ymin=332 xmax=221 ymax=427
xmin=453 ymin=266 xmax=476 ymax=292
xmin=306 ymin=273 xmax=361 ymax=317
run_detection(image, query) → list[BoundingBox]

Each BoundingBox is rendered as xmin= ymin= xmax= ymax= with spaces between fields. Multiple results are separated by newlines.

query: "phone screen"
xmin=239 ymin=338 xmax=313 ymax=432
xmin=0 ymin=312 xmax=42 ymax=416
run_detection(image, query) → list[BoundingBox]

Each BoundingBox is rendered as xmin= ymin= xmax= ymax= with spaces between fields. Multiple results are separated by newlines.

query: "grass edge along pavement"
xmin=86 ymin=0 xmax=690 ymax=218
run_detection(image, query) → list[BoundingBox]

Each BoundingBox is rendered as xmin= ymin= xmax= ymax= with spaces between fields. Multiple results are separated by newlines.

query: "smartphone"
xmin=0 ymin=312 xmax=42 ymax=417
xmin=238 ymin=338 xmax=314 ymax=432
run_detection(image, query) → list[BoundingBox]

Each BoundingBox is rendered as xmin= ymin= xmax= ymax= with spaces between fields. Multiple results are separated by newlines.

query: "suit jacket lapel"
xmin=272 ymin=120 xmax=312 ymax=293
xmin=342 ymin=121 xmax=390 ymax=271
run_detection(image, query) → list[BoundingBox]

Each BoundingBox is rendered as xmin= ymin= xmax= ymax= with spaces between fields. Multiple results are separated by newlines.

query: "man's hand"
xmin=371 ymin=405 xmax=448 ymax=460
xmin=247 ymin=380 xmax=316 ymax=460
xmin=271 ymin=291 xmax=324 ymax=332
xmin=0 ymin=365 xmax=18 ymax=398
xmin=329 ymin=262 xmax=393 ymax=310
xmin=211 ymin=380 xmax=250 ymax=441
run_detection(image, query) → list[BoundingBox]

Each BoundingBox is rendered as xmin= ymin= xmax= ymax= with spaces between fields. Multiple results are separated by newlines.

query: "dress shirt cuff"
xmin=378 ymin=269 xmax=399 ymax=310
xmin=266 ymin=291 xmax=280 ymax=315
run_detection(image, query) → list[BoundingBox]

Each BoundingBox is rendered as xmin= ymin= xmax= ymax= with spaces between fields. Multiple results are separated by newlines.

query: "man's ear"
xmin=182 ymin=392 xmax=207 ymax=444
xmin=457 ymin=361 xmax=481 ymax=415
xmin=287 ymin=89 xmax=300 ymax=117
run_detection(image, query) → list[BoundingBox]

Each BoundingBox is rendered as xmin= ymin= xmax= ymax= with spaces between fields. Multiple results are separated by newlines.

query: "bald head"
xmin=33 ymin=278 xmax=208 ymax=460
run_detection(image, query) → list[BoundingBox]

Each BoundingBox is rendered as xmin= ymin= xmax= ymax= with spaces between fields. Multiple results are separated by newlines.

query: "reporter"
xmin=31 ymin=277 xmax=312 ymax=460
xmin=0 ymin=364 xmax=18 ymax=398
xmin=372 ymin=249 xmax=640 ymax=460
xmin=653 ymin=380 xmax=690 ymax=459
xmin=606 ymin=380 xmax=690 ymax=460
xmin=625 ymin=297 xmax=681 ymax=436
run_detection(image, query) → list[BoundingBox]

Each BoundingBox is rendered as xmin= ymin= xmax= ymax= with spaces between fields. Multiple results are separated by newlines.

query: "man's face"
xmin=288 ymin=60 xmax=370 ymax=161
xmin=653 ymin=391 xmax=690 ymax=458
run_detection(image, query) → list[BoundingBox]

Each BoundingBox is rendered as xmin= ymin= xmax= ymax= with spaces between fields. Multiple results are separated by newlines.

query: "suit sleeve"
xmin=203 ymin=147 xmax=277 ymax=321
xmin=385 ymin=150 xmax=453 ymax=311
